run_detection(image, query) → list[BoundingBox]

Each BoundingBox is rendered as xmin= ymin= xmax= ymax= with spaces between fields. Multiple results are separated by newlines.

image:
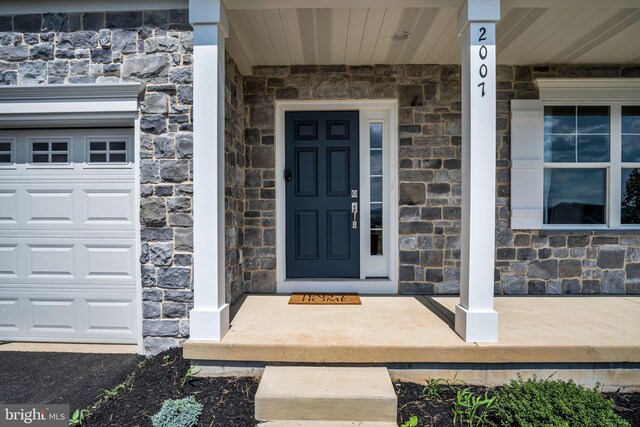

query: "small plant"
xmin=422 ymin=378 xmax=447 ymax=400
xmin=163 ymin=354 xmax=171 ymax=365
xmin=137 ymin=358 xmax=148 ymax=369
xmin=180 ymin=364 xmax=199 ymax=389
xmin=98 ymin=376 xmax=132 ymax=401
xmin=400 ymin=415 xmax=419 ymax=427
xmin=69 ymin=408 xmax=89 ymax=426
xmin=422 ymin=375 xmax=465 ymax=400
xmin=151 ymin=396 xmax=203 ymax=427
xmin=452 ymin=387 xmax=496 ymax=427
xmin=492 ymin=375 xmax=630 ymax=427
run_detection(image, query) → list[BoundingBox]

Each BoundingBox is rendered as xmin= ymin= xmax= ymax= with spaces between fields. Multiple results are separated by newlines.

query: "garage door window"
xmin=88 ymin=139 xmax=128 ymax=163
xmin=30 ymin=139 xmax=70 ymax=164
xmin=0 ymin=139 xmax=12 ymax=164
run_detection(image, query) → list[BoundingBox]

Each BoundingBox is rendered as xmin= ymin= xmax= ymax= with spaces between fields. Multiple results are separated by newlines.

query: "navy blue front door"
xmin=285 ymin=111 xmax=360 ymax=278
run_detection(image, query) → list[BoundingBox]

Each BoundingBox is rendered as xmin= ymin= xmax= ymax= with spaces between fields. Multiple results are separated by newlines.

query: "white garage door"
xmin=0 ymin=128 xmax=138 ymax=343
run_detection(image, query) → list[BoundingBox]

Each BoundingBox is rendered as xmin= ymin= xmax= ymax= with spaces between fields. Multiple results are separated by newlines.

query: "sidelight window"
xmin=369 ymin=122 xmax=383 ymax=255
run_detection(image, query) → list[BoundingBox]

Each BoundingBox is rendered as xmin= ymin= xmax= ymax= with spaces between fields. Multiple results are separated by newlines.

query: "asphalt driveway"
xmin=0 ymin=350 xmax=139 ymax=411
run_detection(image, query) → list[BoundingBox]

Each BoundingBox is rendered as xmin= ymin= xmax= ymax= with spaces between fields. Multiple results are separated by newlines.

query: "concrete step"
xmin=255 ymin=366 xmax=397 ymax=423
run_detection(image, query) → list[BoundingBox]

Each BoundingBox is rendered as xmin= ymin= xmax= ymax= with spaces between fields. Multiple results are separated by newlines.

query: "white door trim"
xmin=274 ymin=99 xmax=399 ymax=294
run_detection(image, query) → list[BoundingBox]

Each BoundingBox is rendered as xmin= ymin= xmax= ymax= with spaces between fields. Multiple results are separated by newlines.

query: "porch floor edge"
xmin=183 ymin=295 xmax=640 ymax=365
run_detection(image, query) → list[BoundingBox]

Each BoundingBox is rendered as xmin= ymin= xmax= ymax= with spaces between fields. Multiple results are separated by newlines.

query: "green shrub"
xmin=492 ymin=376 xmax=629 ymax=427
xmin=151 ymin=396 xmax=203 ymax=427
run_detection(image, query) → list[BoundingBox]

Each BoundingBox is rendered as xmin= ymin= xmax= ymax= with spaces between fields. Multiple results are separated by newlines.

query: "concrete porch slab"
xmin=184 ymin=295 xmax=640 ymax=364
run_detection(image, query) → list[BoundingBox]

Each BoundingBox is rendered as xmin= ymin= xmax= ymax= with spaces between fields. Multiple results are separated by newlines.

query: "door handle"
xmin=351 ymin=202 xmax=358 ymax=229
xmin=284 ymin=169 xmax=292 ymax=182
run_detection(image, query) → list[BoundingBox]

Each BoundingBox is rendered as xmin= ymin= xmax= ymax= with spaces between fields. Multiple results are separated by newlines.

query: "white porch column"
xmin=455 ymin=0 xmax=500 ymax=342
xmin=189 ymin=0 xmax=229 ymax=341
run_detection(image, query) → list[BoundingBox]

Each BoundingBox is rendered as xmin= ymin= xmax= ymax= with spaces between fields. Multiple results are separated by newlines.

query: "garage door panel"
xmin=85 ymin=245 xmax=134 ymax=280
xmin=30 ymin=298 xmax=76 ymax=331
xmin=86 ymin=299 xmax=136 ymax=333
xmin=28 ymin=244 xmax=75 ymax=278
xmin=0 ymin=190 xmax=17 ymax=224
xmin=0 ymin=298 xmax=19 ymax=329
xmin=84 ymin=189 xmax=134 ymax=225
xmin=0 ymin=239 xmax=135 ymax=285
xmin=0 ymin=245 xmax=18 ymax=278
xmin=0 ymin=183 xmax=134 ymax=231
xmin=0 ymin=286 xmax=137 ymax=343
xmin=26 ymin=190 xmax=74 ymax=224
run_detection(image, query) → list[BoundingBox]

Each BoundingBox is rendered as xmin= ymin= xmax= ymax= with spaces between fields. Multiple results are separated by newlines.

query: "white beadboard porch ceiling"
xmin=224 ymin=2 xmax=640 ymax=75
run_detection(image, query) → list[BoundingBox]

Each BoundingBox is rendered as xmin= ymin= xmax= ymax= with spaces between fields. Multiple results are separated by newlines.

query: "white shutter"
xmin=510 ymin=99 xmax=544 ymax=229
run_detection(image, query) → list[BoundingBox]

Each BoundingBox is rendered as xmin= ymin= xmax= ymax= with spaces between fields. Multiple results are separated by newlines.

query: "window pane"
xmin=32 ymin=142 xmax=48 ymax=151
xmin=371 ymin=203 xmax=382 ymax=228
xmin=370 ymin=230 xmax=383 ymax=255
xmin=622 ymin=106 xmax=640 ymax=134
xmin=577 ymin=135 xmax=609 ymax=162
xmin=545 ymin=135 xmax=575 ymax=162
xmin=0 ymin=154 xmax=10 ymax=163
xmin=109 ymin=153 xmax=126 ymax=162
xmin=90 ymin=141 xmax=107 ymax=151
xmin=110 ymin=141 xmax=126 ymax=151
xmin=51 ymin=142 xmax=67 ymax=151
xmin=544 ymin=168 xmax=606 ymax=224
xmin=370 ymin=177 xmax=382 ymax=203
xmin=51 ymin=153 xmax=68 ymax=163
xmin=370 ymin=150 xmax=382 ymax=175
xmin=622 ymin=135 xmax=640 ymax=163
xmin=32 ymin=153 xmax=48 ymax=163
xmin=622 ymin=168 xmax=640 ymax=224
xmin=577 ymin=106 xmax=609 ymax=134
xmin=0 ymin=142 xmax=11 ymax=152
xmin=90 ymin=153 xmax=107 ymax=163
xmin=544 ymin=106 xmax=575 ymax=134
xmin=370 ymin=123 xmax=382 ymax=149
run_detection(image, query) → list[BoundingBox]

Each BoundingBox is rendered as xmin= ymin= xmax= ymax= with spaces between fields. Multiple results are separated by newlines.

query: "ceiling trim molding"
xmin=536 ymin=78 xmax=640 ymax=101
xmin=221 ymin=0 xmax=640 ymax=9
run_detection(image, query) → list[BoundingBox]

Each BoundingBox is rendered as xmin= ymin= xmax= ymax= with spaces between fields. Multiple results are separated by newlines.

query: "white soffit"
xmin=0 ymin=83 xmax=144 ymax=128
xmin=536 ymin=78 xmax=640 ymax=101
xmin=225 ymin=3 xmax=640 ymax=74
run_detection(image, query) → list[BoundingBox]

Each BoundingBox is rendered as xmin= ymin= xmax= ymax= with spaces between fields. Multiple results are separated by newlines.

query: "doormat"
xmin=288 ymin=293 xmax=361 ymax=305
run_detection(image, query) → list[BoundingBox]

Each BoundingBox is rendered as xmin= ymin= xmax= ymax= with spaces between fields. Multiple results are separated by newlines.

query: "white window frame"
xmin=274 ymin=100 xmax=399 ymax=294
xmin=536 ymin=78 xmax=640 ymax=230
xmin=85 ymin=136 xmax=131 ymax=166
xmin=28 ymin=137 xmax=72 ymax=167
xmin=0 ymin=138 xmax=15 ymax=168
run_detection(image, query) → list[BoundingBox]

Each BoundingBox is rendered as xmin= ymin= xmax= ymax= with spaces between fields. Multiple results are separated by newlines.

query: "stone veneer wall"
xmin=242 ymin=64 xmax=640 ymax=296
xmin=0 ymin=11 xmax=247 ymax=353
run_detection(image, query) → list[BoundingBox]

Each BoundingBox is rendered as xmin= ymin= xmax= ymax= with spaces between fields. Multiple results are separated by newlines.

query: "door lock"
xmin=351 ymin=202 xmax=358 ymax=229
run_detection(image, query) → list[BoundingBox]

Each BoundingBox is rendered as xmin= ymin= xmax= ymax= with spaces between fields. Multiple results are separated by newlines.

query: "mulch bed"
xmin=85 ymin=347 xmax=259 ymax=426
xmin=0 ymin=350 xmax=139 ymax=411
xmin=396 ymin=381 xmax=640 ymax=427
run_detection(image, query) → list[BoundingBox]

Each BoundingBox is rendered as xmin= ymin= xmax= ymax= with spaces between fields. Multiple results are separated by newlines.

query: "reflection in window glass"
xmin=0 ymin=140 xmax=11 ymax=164
xmin=544 ymin=168 xmax=606 ymax=224
xmin=622 ymin=168 xmax=640 ymax=224
xmin=31 ymin=140 xmax=69 ymax=164
xmin=544 ymin=106 xmax=610 ymax=163
xmin=88 ymin=139 xmax=127 ymax=163
xmin=370 ymin=123 xmax=383 ymax=255
xmin=622 ymin=106 xmax=640 ymax=162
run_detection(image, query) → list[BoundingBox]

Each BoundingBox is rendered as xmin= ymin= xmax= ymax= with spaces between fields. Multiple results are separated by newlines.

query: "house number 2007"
xmin=477 ymin=27 xmax=487 ymax=98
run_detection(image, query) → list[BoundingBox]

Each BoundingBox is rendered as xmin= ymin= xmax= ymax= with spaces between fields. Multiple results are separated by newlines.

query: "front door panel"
xmin=285 ymin=111 xmax=359 ymax=278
